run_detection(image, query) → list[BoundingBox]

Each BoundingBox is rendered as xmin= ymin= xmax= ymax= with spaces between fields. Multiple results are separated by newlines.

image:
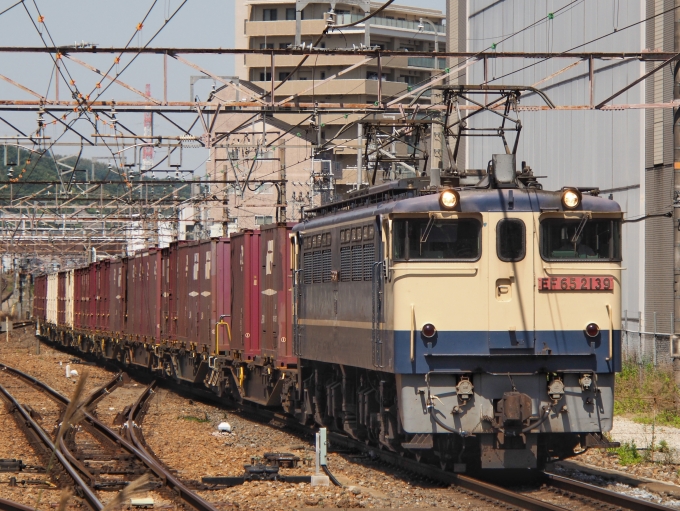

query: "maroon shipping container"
xmin=126 ymin=249 xmax=162 ymax=341
xmin=260 ymin=224 xmax=295 ymax=367
xmin=74 ymin=266 xmax=91 ymax=330
xmin=33 ymin=274 xmax=47 ymax=322
xmin=230 ymin=230 xmax=260 ymax=359
xmin=88 ymin=264 xmax=97 ymax=329
xmin=95 ymin=260 xmax=110 ymax=331
xmin=57 ymin=271 xmax=67 ymax=326
xmin=109 ymin=259 xmax=127 ymax=334
xmin=177 ymin=239 xmax=222 ymax=353
xmin=214 ymin=238 xmax=231 ymax=354
xmin=160 ymin=242 xmax=182 ymax=342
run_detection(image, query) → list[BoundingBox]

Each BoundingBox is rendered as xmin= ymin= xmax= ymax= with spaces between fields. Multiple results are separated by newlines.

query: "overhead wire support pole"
xmin=674 ymin=0 xmax=680 ymax=387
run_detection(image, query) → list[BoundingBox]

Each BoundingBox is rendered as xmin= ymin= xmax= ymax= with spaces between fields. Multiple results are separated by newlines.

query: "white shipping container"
xmin=64 ymin=270 xmax=74 ymax=327
xmin=46 ymin=273 xmax=58 ymax=325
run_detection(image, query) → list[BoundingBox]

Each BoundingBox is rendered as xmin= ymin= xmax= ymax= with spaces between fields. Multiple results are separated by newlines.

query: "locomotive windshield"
xmin=540 ymin=217 xmax=621 ymax=261
xmin=393 ymin=218 xmax=481 ymax=260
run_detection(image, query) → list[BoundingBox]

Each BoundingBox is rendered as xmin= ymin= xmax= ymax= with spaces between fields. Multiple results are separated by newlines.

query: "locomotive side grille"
xmin=303 ymin=252 xmax=312 ymax=284
xmin=340 ymin=247 xmax=351 ymax=282
xmin=363 ymin=243 xmax=375 ymax=281
xmin=313 ymin=251 xmax=322 ymax=284
xmin=322 ymin=250 xmax=332 ymax=283
xmin=352 ymin=245 xmax=363 ymax=281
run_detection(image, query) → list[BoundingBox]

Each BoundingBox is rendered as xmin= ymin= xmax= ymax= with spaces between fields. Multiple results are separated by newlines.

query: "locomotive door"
xmin=488 ymin=212 xmax=535 ymax=349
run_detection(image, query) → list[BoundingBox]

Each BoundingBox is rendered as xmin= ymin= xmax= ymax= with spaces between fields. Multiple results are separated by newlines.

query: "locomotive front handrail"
xmin=605 ymin=304 xmax=613 ymax=361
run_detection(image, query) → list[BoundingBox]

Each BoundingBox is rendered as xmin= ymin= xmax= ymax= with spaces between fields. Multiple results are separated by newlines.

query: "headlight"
xmin=561 ymin=188 xmax=582 ymax=210
xmin=439 ymin=189 xmax=459 ymax=210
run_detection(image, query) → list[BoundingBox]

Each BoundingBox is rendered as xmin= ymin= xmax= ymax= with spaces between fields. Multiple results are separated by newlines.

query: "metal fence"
xmin=621 ymin=311 xmax=675 ymax=367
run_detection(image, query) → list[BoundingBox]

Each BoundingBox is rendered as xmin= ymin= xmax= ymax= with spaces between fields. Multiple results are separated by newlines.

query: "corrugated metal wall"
xmin=453 ymin=0 xmax=646 ymax=315
xmin=643 ymin=0 xmax=674 ymax=334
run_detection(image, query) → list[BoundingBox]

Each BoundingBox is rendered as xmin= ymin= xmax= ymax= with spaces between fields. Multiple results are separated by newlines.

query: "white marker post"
xmin=310 ymin=427 xmax=329 ymax=486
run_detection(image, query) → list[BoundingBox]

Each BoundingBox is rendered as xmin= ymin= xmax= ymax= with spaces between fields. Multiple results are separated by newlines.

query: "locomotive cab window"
xmin=393 ymin=218 xmax=481 ymax=261
xmin=497 ymin=219 xmax=525 ymax=262
xmin=540 ymin=217 xmax=621 ymax=261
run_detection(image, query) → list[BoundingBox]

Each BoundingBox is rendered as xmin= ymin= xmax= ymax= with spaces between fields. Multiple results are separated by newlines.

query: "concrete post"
xmin=357 ymin=123 xmax=363 ymax=189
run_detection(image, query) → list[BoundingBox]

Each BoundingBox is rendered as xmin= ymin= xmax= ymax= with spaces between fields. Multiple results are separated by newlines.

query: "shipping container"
xmin=230 ymin=230 xmax=260 ymax=358
xmin=109 ymin=258 xmax=127 ymax=334
xmin=88 ymin=264 xmax=97 ymax=330
xmin=33 ymin=274 xmax=47 ymax=322
xmin=57 ymin=271 xmax=66 ymax=326
xmin=95 ymin=260 xmax=111 ymax=331
xmin=214 ymin=238 xmax=231 ymax=354
xmin=46 ymin=273 xmax=58 ymax=325
xmin=160 ymin=242 xmax=181 ymax=341
xmin=74 ymin=266 xmax=90 ymax=330
xmin=64 ymin=270 xmax=74 ymax=328
xmin=259 ymin=224 xmax=295 ymax=367
xmin=126 ymin=249 xmax=161 ymax=341
xmin=57 ymin=270 xmax=74 ymax=327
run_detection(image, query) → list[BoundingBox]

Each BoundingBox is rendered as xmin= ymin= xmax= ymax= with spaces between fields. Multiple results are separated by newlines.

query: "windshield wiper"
xmin=420 ymin=217 xmax=436 ymax=256
xmin=570 ymin=212 xmax=591 ymax=243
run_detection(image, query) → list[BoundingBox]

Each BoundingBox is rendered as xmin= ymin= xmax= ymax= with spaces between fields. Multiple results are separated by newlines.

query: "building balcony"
xmin=251 ymin=78 xmax=412 ymax=100
xmin=335 ymin=13 xmax=445 ymax=34
xmin=245 ymin=54 xmax=446 ymax=72
xmin=245 ymin=19 xmax=327 ymax=37
xmin=407 ymin=57 xmax=447 ymax=70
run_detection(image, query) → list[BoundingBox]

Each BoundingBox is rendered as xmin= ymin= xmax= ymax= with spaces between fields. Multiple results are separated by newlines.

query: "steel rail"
xmin=0 ymin=381 xmax=103 ymax=511
xmin=543 ymin=472 xmax=672 ymax=511
xmin=0 ymin=498 xmax=36 ymax=511
xmin=34 ymin=341 xmax=674 ymax=511
xmin=125 ymin=379 xmax=221 ymax=511
xmin=0 ymin=363 xmax=218 ymax=511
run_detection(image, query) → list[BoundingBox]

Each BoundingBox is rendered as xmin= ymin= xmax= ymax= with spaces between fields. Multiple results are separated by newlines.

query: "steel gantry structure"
xmin=0 ymin=0 xmax=677 ymax=270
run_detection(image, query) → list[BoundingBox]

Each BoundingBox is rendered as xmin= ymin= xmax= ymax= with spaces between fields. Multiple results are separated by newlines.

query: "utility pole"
xmin=357 ymin=123 xmax=363 ymax=190
xmin=674 ymin=0 xmax=680 ymax=388
xmin=279 ymin=146 xmax=287 ymax=222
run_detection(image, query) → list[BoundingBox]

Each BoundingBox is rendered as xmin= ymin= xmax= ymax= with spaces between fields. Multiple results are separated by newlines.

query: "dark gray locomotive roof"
xmin=293 ymin=188 xmax=622 ymax=232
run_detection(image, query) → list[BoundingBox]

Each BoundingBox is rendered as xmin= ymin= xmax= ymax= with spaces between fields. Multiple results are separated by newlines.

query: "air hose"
xmin=322 ymin=464 xmax=343 ymax=487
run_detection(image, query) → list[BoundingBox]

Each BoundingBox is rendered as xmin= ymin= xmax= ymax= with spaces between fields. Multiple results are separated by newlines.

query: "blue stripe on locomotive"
xmin=392 ymin=329 xmax=622 ymax=374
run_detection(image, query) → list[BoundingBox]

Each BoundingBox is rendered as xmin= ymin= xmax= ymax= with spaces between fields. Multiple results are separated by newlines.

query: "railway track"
xmin=0 ymin=362 xmax=219 ymax=511
xmin=27 ymin=340 xmax=676 ymax=511
xmin=0 ymin=497 xmax=35 ymax=511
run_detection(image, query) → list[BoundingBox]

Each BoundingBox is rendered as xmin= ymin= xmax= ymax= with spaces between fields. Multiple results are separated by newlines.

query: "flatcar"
xmin=33 ymin=155 xmax=621 ymax=472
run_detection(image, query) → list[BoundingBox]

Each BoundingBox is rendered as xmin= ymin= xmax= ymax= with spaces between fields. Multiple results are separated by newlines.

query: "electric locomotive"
xmin=32 ymin=152 xmax=622 ymax=471
xmin=291 ymin=154 xmax=621 ymax=471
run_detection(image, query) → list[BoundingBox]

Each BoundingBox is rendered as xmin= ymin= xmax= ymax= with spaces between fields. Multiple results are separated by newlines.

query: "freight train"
xmin=33 ymin=159 xmax=622 ymax=472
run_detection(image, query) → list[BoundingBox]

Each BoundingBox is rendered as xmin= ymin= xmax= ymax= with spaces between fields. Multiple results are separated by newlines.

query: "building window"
xmin=263 ymin=8 xmax=278 ymax=21
xmin=279 ymin=42 xmax=291 ymax=49
xmin=255 ymin=216 xmax=273 ymax=226
xmin=320 ymin=71 xmax=326 ymax=80
xmin=286 ymin=7 xmax=296 ymax=20
xmin=259 ymin=72 xmax=272 ymax=81
xmin=279 ymin=72 xmax=290 ymax=81
xmin=259 ymin=43 xmax=274 ymax=49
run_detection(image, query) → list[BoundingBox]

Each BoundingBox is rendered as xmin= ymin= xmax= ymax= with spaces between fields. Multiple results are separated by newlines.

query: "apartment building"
xmin=199 ymin=1 xmax=447 ymax=232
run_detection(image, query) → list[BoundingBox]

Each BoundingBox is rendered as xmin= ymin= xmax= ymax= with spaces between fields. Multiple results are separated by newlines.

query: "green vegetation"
xmin=608 ymin=441 xmax=642 ymax=466
xmin=614 ymin=359 xmax=680 ymax=427
xmin=179 ymin=415 xmax=210 ymax=423
xmin=0 ymin=146 xmax=191 ymax=200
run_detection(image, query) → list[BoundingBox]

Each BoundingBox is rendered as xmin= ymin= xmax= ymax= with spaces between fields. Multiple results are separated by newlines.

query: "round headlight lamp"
xmin=439 ymin=189 xmax=460 ymax=210
xmin=561 ymin=188 xmax=582 ymax=210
